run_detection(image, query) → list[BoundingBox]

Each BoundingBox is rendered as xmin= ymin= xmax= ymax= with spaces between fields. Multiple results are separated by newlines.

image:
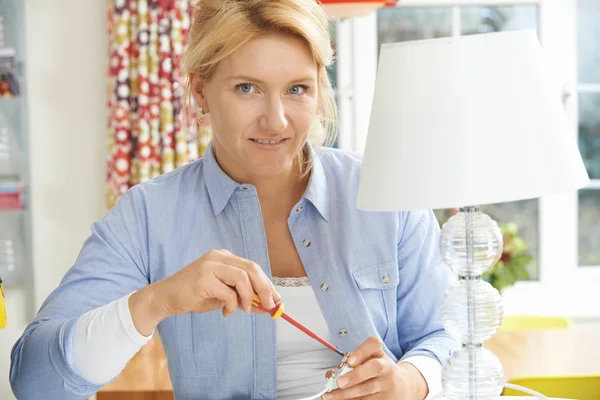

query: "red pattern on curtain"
xmin=106 ymin=0 xmax=210 ymax=209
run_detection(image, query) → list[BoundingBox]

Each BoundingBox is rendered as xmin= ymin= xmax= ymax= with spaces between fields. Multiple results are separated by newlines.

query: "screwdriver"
xmin=252 ymin=294 xmax=345 ymax=357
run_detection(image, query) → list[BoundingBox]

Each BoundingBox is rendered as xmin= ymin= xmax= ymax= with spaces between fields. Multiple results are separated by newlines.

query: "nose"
xmin=259 ymin=96 xmax=288 ymax=134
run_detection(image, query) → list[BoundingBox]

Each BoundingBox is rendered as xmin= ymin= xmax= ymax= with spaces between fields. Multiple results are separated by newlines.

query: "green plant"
xmin=483 ymin=222 xmax=532 ymax=293
xmin=437 ymin=210 xmax=533 ymax=294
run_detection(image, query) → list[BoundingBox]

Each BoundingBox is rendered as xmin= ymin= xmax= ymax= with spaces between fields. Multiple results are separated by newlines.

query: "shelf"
xmin=0 ymin=97 xmax=27 ymax=177
xmin=0 ymin=209 xmax=27 ymax=286
xmin=0 ymin=97 xmax=23 ymax=105
xmin=0 ymin=1 xmax=34 ymax=316
xmin=0 ymin=208 xmax=24 ymax=214
xmin=0 ymin=97 xmax=25 ymax=135
xmin=0 ymin=1 xmax=25 ymax=59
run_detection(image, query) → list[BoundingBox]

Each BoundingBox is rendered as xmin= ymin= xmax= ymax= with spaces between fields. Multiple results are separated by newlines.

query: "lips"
xmin=250 ymin=138 xmax=287 ymax=144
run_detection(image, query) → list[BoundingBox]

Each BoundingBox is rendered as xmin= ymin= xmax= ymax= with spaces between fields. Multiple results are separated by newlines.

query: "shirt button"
xmin=320 ymin=283 xmax=329 ymax=291
xmin=303 ymin=239 xmax=311 ymax=247
xmin=339 ymin=329 xmax=348 ymax=337
xmin=382 ymin=274 xmax=391 ymax=284
xmin=296 ymin=205 xmax=303 ymax=212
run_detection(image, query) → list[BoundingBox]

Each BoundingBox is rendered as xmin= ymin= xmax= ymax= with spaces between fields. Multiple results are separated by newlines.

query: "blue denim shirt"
xmin=10 ymin=143 xmax=457 ymax=399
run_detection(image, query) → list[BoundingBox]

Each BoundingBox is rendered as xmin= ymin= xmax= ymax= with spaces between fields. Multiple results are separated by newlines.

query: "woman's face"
xmin=192 ymin=33 xmax=319 ymax=183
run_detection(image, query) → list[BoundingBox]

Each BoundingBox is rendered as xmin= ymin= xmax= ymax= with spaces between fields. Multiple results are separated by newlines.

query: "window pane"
xmin=327 ymin=20 xmax=338 ymax=91
xmin=327 ymin=20 xmax=339 ymax=148
xmin=578 ymin=93 xmax=600 ymax=179
xmin=578 ymin=0 xmax=600 ymax=84
xmin=377 ymin=7 xmax=452 ymax=45
xmin=482 ymin=200 xmax=539 ymax=281
xmin=435 ymin=200 xmax=539 ymax=282
xmin=459 ymin=5 xmax=540 ymax=282
xmin=461 ymin=5 xmax=539 ymax=35
xmin=579 ymin=190 xmax=600 ymax=266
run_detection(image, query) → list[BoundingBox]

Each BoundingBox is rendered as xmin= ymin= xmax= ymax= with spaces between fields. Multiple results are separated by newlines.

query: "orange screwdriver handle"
xmin=252 ymin=294 xmax=285 ymax=320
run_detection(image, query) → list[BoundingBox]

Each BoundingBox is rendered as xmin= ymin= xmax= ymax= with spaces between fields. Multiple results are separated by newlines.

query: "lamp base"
xmin=439 ymin=207 xmax=505 ymax=399
xmin=442 ymin=345 xmax=504 ymax=399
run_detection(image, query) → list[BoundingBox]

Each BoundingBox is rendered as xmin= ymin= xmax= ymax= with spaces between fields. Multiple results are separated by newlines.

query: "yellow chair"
xmin=499 ymin=315 xmax=597 ymax=398
xmin=502 ymin=375 xmax=600 ymax=399
xmin=499 ymin=315 xmax=573 ymax=331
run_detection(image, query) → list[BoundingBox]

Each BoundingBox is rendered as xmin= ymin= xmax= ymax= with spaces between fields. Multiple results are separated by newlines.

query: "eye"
xmin=288 ymin=85 xmax=309 ymax=95
xmin=236 ymin=83 xmax=255 ymax=94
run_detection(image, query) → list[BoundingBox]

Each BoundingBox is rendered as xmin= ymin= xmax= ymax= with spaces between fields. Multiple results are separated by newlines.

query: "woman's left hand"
xmin=323 ymin=337 xmax=428 ymax=400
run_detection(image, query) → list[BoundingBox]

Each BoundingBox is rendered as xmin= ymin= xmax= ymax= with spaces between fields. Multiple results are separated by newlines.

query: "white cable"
xmin=294 ymin=364 xmax=353 ymax=400
xmin=504 ymin=383 xmax=550 ymax=399
xmin=410 ymin=383 xmax=551 ymax=400
xmin=294 ymin=382 xmax=550 ymax=399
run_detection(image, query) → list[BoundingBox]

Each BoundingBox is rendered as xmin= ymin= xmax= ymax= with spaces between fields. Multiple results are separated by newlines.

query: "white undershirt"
xmin=273 ymin=279 xmax=340 ymax=399
xmin=73 ymin=283 xmax=442 ymax=399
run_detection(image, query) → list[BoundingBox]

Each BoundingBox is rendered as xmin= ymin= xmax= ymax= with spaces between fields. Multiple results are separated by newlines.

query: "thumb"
xmin=348 ymin=337 xmax=385 ymax=367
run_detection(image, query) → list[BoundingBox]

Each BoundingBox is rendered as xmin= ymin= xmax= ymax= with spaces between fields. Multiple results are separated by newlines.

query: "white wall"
xmin=1 ymin=1 xmax=107 ymax=398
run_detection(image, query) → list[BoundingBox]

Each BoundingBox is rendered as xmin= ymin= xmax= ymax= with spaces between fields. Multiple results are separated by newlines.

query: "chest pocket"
xmin=175 ymin=311 xmax=227 ymax=378
xmin=352 ymin=261 xmax=399 ymax=339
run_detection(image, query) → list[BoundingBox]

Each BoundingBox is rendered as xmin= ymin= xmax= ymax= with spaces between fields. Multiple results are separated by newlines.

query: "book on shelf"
xmin=0 ymin=180 xmax=22 ymax=210
xmin=0 ymin=48 xmax=19 ymax=98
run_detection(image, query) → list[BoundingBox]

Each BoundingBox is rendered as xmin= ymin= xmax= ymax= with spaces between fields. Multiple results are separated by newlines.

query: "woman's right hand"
xmin=129 ymin=249 xmax=280 ymax=336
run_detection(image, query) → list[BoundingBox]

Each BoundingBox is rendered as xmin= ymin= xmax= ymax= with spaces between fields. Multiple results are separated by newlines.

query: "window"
xmin=336 ymin=0 xmax=600 ymax=317
xmin=577 ymin=0 xmax=600 ymax=267
xmin=461 ymin=5 xmax=538 ymax=35
xmin=328 ymin=20 xmax=340 ymax=148
xmin=378 ymin=7 xmax=452 ymax=44
xmin=351 ymin=3 xmax=543 ymax=281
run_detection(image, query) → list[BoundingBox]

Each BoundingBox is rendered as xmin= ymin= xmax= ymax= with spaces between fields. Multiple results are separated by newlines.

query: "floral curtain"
xmin=106 ymin=0 xmax=211 ymax=209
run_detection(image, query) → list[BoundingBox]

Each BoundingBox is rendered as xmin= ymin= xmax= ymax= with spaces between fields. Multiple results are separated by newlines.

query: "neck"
xmin=212 ymin=145 xmax=309 ymax=211
xmin=257 ymin=173 xmax=307 ymax=211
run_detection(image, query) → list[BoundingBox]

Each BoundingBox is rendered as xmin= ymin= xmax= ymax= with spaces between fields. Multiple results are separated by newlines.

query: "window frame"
xmin=335 ymin=0 xmax=600 ymax=319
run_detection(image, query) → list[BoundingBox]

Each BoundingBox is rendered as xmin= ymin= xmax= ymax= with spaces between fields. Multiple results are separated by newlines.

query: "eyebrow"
xmin=228 ymin=75 xmax=316 ymax=85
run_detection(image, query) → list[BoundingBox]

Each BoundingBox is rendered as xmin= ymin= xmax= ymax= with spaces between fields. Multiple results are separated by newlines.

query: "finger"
xmin=325 ymin=377 xmax=382 ymax=399
xmin=273 ymin=288 xmax=281 ymax=303
xmin=218 ymin=252 xmax=279 ymax=309
xmin=231 ymin=270 xmax=254 ymax=313
xmin=347 ymin=337 xmax=385 ymax=367
xmin=241 ymin=259 xmax=278 ymax=309
xmin=336 ymin=358 xmax=387 ymax=390
xmin=207 ymin=281 xmax=238 ymax=317
xmin=251 ymin=305 xmax=268 ymax=314
xmin=213 ymin=264 xmax=254 ymax=313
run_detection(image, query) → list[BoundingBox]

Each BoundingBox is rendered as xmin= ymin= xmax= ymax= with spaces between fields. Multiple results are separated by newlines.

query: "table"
xmin=97 ymin=326 xmax=600 ymax=399
xmin=99 ymin=336 xmax=172 ymax=395
xmin=484 ymin=326 xmax=600 ymax=382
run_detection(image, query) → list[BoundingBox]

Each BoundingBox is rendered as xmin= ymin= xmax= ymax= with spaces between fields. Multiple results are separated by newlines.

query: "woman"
xmin=10 ymin=0 xmax=457 ymax=399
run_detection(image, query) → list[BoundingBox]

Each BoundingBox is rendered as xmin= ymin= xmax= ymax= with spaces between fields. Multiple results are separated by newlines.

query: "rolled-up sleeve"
xmin=396 ymin=209 xmax=459 ymax=366
xmin=401 ymin=355 xmax=443 ymax=399
xmin=10 ymin=187 xmax=150 ymax=399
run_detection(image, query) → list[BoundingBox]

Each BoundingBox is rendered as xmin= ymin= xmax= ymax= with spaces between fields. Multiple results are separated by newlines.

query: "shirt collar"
xmin=302 ymin=146 xmax=330 ymax=222
xmin=203 ymin=141 xmax=330 ymax=222
xmin=203 ymin=141 xmax=241 ymax=216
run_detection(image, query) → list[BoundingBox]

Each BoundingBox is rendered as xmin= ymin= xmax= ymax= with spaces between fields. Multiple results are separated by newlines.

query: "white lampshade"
xmin=357 ymin=30 xmax=590 ymax=211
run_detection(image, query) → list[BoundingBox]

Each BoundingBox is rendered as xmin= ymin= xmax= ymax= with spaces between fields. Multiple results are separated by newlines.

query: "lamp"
xmin=320 ymin=0 xmax=398 ymax=18
xmin=357 ymin=30 xmax=590 ymax=399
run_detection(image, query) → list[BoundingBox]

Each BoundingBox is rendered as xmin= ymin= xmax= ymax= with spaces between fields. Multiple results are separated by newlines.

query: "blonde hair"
xmin=182 ymin=0 xmax=338 ymax=174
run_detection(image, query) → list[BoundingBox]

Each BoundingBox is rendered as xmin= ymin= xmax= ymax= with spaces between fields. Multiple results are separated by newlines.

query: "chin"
xmin=248 ymin=160 xmax=296 ymax=178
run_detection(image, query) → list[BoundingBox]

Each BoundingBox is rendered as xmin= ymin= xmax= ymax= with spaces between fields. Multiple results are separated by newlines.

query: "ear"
xmin=190 ymin=73 xmax=209 ymax=113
